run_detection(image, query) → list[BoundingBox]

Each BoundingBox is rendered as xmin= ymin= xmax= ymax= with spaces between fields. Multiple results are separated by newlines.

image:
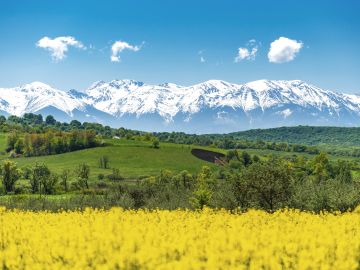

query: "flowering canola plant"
xmin=0 ymin=207 xmax=360 ymax=270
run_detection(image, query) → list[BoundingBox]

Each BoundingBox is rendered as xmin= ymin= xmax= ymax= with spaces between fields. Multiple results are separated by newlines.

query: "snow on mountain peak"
xmin=0 ymin=81 xmax=85 ymax=117
xmin=1 ymin=79 xmax=360 ymax=133
xmin=244 ymin=79 xmax=274 ymax=92
xmin=109 ymin=79 xmax=144 ymax=88
xmin=158 ymin=82 xmax=182 ymax=89
xmin=23 ymin=81 xmax=53 ymax=90
xmin=81 ymin=79 xmax=360 ymax=118
xmin=88 ymin=80 xmax=106 ymax=90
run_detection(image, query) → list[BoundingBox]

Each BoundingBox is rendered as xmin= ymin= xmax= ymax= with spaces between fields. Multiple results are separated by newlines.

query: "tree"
xmin=241 ymin=161 xmax=293 ymax=211
xmin=310 ymin=152 xmax=332 ymax=182
xmin=335 ymin=160 xmax=353 ymax=184
xmin=41 ymin=173 xmax=58 ymax=195
xmin=77 ymin=163 xmax=90 ymax=189
xmin=226 ymin=150 xmax=239 ymax=162
xmin=22 ymin=166 xmax=32 ymax=179
xmin=60 ymin=169 xmax=70 ymax=192
xmin=23 ymin=134 xmax=33 ymax=157
xmin=14 ymin=138 xmax=24 ymax=154
xmin=151 ymin=137 xmax=160 ymax=149
xmin=240 ymin=151 xmax=252 ymax=167
xmin=99 ymin=156 xmax=109 ymax=169
xmin=6 ymin=132 xmax=19 ymax=152
xmin=144 ymin=133 xmax=153 ymax=141
xmin=191 ymin=187 xmax=213 ymax=209
xmin=178 ymin=170 xmax=193 ymax=189
xmin=252 ymin=155 xmax=260 ymax=163
xmin=190 ymin=166 xmax=214 ymax=209
xmin=0 ymin=115 xmax=6 ymax=125
xmin=30 ymin=163 xmax=51 ymax=194
xmin=45 ymin=115 xmax=56 ymax=125
xmin=0 ymin=160 xmax=20 ymax=193
xmin=70 ymin=120 xmax=82 ymax=129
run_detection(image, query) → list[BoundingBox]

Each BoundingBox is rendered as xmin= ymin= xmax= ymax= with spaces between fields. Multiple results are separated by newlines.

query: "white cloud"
xmin=234 ymin=40 xmax=259 ymax=62
xmin=36 ymin=36 xmax=85 ymax=61
xmin=111 ymin=41 xmax=141 ymax=62
xmin=268 ymin=37 xmax=303 ymax=63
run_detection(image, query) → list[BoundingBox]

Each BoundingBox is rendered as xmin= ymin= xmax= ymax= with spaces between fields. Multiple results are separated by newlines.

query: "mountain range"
xmin=0 ymin=79 xmax=359 ymax=133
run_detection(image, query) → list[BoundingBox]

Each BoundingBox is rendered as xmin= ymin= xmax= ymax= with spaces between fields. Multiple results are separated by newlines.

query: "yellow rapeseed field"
xmin=0 ymin=207 xmax=360 ymax=270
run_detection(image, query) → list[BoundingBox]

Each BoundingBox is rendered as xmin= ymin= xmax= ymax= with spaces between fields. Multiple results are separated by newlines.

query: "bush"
xmin=151 ymin=138 xmax=160 ymax=149
xmin=107 ymin=168 xmax=123 ymax=181
xmin=96 ymin=181 xmax=108 ymax=189
xmin=22 ymin=166 xmax=32 ymax=179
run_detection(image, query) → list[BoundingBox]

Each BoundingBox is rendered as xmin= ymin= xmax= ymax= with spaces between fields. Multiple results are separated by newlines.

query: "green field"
xmin=0 ymin=137 xmax=217 ymax=180
xmin=1 ymin=132 xmax=359 ymax=183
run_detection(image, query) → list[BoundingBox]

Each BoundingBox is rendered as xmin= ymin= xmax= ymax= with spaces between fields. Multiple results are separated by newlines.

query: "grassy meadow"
xmin=0 ymin=132 xmax=359 ymax=183
xmin=0 ymin=135 xmax=216 ymax=180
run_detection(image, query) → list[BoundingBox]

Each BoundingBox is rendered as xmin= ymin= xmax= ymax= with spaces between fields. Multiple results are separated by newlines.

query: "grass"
xmin=1 ymin=138 xmax=217 ymax=180
xmin=0 ymin=133 xmax=359 ymax=182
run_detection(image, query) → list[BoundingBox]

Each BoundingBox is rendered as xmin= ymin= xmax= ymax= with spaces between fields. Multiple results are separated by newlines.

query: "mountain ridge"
xmin=0 ymin=79 xmax=360 ymax=133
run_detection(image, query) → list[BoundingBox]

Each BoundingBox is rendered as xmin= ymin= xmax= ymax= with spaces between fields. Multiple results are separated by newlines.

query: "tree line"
xmin=0 ymin=161 xmax=92 ymax=195
xmin=1 ymin=113 xmax=360 ymax=157
xmin=6 ymin=130 xmax=101 ymax=157
xmin=154 ymin=132 xmax=321 ymax=154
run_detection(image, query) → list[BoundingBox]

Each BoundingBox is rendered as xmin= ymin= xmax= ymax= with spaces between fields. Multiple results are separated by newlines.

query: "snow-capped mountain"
xmin=0 ymin=79 xmax=360 ymax=133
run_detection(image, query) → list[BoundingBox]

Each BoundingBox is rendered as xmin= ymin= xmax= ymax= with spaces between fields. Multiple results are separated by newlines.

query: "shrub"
xmin=107 ymin=168 xmax=123 ymax=181
xmin=151 ymin=138 xmax=160 ymax=149
xmin=0 ymin=160 xmax=20 ymax=193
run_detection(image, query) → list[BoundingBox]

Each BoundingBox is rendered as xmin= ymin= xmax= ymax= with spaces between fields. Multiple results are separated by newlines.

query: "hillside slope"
xmin=0 ymin=138 xmax=216 ymax=180
xmin=228 ymin=126 xmax=360 ymax=146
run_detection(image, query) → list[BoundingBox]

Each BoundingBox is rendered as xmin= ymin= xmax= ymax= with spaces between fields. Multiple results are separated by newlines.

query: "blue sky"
xmin=0 ymin=0 xmax=359 ymax=93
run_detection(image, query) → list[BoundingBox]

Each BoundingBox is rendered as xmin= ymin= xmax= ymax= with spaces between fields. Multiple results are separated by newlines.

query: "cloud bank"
xmin=36 ymin=36 xmax=85 ymax=61
xmin=268 ymin=37 xmax=303 ymax=63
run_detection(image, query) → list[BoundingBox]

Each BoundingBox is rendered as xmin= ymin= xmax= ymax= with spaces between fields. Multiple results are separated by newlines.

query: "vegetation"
xmin=155 ymin=127 xmax=360 ymax=157
xmin=0 ymin=160 xmax=20 ymax=193
xmin=0 ymin=113 xmax=359 ymax=213
xmin=155 ymin=131 xmax=323 ymax=154
xmin=1 ymin=207 xmax=360 ymax=269
xmin=6 ymin=130 xmax=100 ymax=157
xmin=229 ymin=125 xmax=360 ymax=146
xmin=0 ymin=148 xmax=358 ymax=212
xmin=3 ymin=113 xmax=360 ymax=157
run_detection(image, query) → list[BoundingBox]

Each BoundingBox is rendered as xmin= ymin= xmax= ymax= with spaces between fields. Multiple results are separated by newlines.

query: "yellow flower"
xmin=0 ymin=207 xmax=359 ymax=269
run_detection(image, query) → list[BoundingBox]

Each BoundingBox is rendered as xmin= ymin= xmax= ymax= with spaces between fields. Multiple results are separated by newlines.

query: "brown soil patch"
xmin=191 ymin=148 xmax=225 ymax=163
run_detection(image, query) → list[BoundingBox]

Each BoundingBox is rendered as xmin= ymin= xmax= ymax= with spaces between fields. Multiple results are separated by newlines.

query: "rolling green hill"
xmin=0 ymin=137 xmax=217 ymax=180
